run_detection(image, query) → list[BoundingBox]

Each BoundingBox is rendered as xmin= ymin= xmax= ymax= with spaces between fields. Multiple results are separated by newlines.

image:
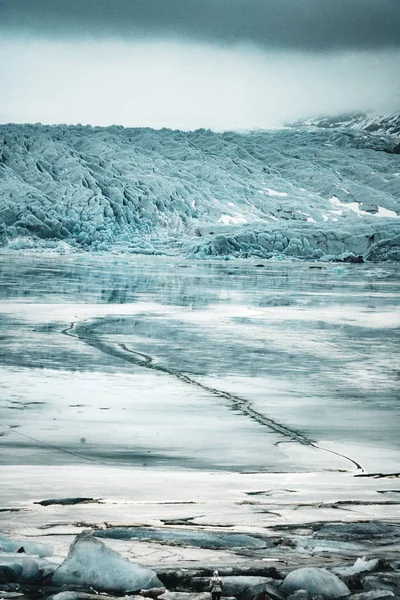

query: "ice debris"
xmin=281 ymin=567 xmax=350 ymax=599
xmin=0 ymin=533 xmax=53 ymax=558
xmin=0 ymin=553 xmax=57 ymax=583
xmin=334 ymin=557 xmax=380 ymax=577
xmin=51 ymin=532 xmax=162 ymax=593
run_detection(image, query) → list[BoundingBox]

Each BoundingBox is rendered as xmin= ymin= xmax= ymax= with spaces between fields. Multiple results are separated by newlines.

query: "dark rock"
xmin=273 ymin=538 xmax=297 ymax=549
xmin=341 ymin=574 xmax=363 ymax=593
xmin=141 ymin=589 xmax=167 ymax=599
xmin=0 ymin=567 xmax=17 ymax=584
xmin=363 ymin=572 xmax=400 ymax=594
xmin=265 ymin=583 xmax=288 ymax=600
xmin=0 ymin=564 xmax=23 ymax=583
xmin=0 ymin=584 xmax=21 ymax=592
xmin=255 ymin=583 xmax=287 ymax=600
xmin=343 ymin=255 xmax=364 ymax=264
xmin=34 ymin=498 xmax=101 ymax=506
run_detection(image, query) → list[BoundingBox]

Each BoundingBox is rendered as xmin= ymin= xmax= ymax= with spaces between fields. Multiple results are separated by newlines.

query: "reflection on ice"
xmin=0 ymin=255 xmax=399 ymax=473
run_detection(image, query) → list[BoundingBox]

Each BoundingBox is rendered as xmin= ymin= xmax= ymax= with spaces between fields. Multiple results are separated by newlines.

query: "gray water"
xmin=0 ymin=254 xmax=399 ymax=473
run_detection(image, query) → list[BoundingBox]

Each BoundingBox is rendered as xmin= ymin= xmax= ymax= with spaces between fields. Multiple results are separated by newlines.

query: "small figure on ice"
xmin=210 ymin=570 xmax=223 ymax=600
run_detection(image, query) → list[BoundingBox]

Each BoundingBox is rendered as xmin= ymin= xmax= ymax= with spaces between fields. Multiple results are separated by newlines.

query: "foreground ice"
xmin=52 ymin=532 xmax=162 ymax=592
xmin=0 ymin=553 xmax=57 ymax=582
xmin=281 ymin=567 xmax=350 ymax=598
xmin=0 ymin=122 xmax=399 ymax=260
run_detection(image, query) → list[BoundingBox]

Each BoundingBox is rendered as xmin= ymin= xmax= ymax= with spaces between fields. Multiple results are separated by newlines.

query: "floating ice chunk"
xmin=0 ymin=533 xmax=53 ymax=558
xmin=364 ymin=269 xmax=392 ymax=278
xmin=281 ymin=567 xmax=350 ymax=599
xmin=0 ymin=553 xmax=49 ymax=583
xmin=333 ymin=557 xmax=380 ymax=577
xmin=52 ymin=532 xmax=162 ymax=593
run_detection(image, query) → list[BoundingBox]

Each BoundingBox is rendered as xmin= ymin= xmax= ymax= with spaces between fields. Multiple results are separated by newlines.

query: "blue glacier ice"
xmin=0 ymin=119 xmax=399 ymax=260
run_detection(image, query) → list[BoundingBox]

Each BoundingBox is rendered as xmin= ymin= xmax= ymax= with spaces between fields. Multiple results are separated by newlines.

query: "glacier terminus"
xmin=1 ymin=116 xmax=399 ymax=262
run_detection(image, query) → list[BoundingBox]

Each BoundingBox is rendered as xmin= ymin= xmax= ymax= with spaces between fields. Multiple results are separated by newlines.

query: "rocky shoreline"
xmin=1 ymin=468 xmax=399 ymax=600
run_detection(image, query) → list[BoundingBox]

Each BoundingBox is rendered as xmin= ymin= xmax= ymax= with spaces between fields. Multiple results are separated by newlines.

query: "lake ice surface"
xmin=0 ymin=254 xmax=399 ymax=475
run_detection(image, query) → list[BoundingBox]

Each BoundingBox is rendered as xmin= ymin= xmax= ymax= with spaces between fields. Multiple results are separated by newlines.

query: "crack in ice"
xmin=62 ymin=319 xmax=364 ymax=472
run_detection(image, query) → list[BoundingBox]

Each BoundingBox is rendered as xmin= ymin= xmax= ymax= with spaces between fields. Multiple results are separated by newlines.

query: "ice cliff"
xmin=0 ymin=122 xmax=399 ymax=260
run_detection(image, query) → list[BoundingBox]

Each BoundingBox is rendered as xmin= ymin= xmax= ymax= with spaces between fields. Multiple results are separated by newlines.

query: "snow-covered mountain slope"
xmin=295 ymin=112 xmax=400 ymax=138
xmin=0 ymin=123 xmax=399 ymax=261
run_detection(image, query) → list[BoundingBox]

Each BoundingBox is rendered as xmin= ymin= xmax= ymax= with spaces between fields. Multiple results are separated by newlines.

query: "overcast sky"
xmin=1 ymin=0 xmax=400 ymax=129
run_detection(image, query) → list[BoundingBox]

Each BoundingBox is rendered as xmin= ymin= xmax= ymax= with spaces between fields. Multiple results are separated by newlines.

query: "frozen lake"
xmin=0 ymin=254 xmax=399 ymax=475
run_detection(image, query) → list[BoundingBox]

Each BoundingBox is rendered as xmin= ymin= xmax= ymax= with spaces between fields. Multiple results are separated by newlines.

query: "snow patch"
xmin=219 ymin=213 xmax=247 ymax=225
xmin=263 ymin=188 xmax=289 ymax=197
xmin=377 ymin=206 xmax=399 ymax=218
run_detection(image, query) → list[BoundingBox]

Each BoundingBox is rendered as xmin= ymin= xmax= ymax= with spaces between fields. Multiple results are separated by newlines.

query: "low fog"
xmin=1 ymin=36 xmax=399 ymax=130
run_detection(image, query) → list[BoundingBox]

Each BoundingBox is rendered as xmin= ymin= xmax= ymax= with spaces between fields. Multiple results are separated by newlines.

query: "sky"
xmin=1 ymin=0 xmax=400 ymax=130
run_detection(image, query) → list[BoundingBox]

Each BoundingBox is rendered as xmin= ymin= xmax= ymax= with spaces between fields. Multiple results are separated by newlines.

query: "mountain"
xmin=0 ymin=122 xmax=399 ymax=261
xmin=293 ymin=112 xmax=400 ymax=139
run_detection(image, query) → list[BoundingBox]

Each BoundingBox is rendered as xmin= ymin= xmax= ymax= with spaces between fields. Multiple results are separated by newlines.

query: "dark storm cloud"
xmin=1 ymin=0 xmax=400 ymax=51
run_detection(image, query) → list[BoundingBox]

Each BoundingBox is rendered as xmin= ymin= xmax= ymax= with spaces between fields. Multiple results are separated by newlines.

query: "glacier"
xmin=0 ymin=120 xmax=399 ymax=261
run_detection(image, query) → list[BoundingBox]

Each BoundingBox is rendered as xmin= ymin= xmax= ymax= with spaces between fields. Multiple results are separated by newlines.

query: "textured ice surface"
xmin=0 ymin=255 xmax=399 ymax=473
xmin=0 ymin=123 xmax=399 ymax=260
xmin=52 ymin=532 xmax=162 ymax=592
